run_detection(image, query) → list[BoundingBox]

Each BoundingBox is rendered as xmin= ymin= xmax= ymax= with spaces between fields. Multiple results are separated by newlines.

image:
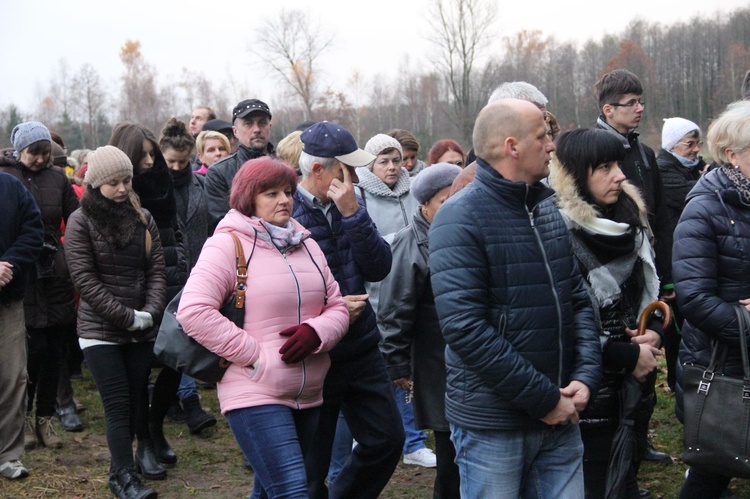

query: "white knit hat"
xmin=662 ymin=118 xmax=700 ymax=151
xmin=364 ymin=134 xmax=403 ymax=158
xmin=84 ymin=146 xmax=133 ymax=188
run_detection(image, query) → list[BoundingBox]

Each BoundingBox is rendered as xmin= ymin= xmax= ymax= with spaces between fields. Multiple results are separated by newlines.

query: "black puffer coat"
xmin=171 ymin=167 xmax=211 ymax=271
xmin=379 ymin=208 xmax=447 ymax=431
xmin=674 ymin=168 xmax=750 ymax=419
xmin=0 ymin=152 xmax=78 ymax=328
xmin=64 ymin=199 xmax=166 ymax=343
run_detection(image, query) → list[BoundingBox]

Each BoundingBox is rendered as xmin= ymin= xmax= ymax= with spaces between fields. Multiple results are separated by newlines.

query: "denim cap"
xmin=11 ymin=121 xmax=51 ymax=153
xmin=300 ymin=121 xmax=375 ymax=167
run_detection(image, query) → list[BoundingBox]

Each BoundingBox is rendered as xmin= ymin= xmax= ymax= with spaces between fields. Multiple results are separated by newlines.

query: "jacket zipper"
xmin=526 ymin=188 xmax=564 ymax=387
xmin=280 ymin=250 xmax=306 ymax=409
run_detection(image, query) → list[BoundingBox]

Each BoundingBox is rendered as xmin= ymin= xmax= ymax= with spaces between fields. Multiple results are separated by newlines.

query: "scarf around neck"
xmin=722 ymin=164 xmax=750 ymax=206
xmin=253 ymin=218 xmax=307 ymax=252
xmin=669 ymin=150 xmax=702 ymax=169
xmin=355 ymin=166 xmax=412 ymax=198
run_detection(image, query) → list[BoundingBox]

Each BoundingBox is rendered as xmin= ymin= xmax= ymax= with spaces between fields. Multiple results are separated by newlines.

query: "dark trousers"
xmin=663 ymin=301 xmax=683 ymax=392
xmin=137 ymin=364 xmax=181 ymax=440
xmin=679 ymin=467 xmax=732 ymax=499
xmin=433 ymin=430 xmax=460 ymax=499
xmin=27 ymin=326 xmax=65 ymax=417
xmin=57 ymin=324 xmax=83 ymax=409
xmin=305 ymin=346 xmax=405 ymax=499
xmin=83 ymin=342 xmax=154 ymax=471
xmin=581 ymin=423 xmax=639 ymax=499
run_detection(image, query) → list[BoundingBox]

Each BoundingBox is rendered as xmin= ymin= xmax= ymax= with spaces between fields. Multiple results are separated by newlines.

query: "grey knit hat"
xmin=364 ymin=134 xmax=403 ymax=158
xmin=84 ymin=146 xmax=133 ymax=188
xmin=11 ymin=121 xmax=51 ymax=153
xmin=411 ymin=162 xmax=462 ymax=204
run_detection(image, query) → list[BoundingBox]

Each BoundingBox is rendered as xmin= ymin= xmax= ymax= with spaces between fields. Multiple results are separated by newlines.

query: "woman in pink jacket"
xmin=177 ymin=157 xmax=348 ymax=498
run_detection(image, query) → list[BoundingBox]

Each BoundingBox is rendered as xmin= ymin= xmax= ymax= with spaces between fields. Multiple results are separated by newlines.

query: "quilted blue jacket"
xmin=430 ymin=159 xmax=601 ymax=430
xmin=674 ymin=168 xmax=750 ymax=419
xmin=292 ymin=191 xmax=392 ymax=361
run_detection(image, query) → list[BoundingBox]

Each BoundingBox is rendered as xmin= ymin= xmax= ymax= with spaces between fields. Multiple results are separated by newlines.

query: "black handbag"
xmin=682 ymin=305 xmax=750 ymax=478
xmin=154 ymin=232 xmax=250 ymax=383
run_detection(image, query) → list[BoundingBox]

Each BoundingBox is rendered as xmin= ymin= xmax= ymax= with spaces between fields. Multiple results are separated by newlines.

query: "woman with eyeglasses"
xmin=427 ymin=139 xmax=465 ymax=167
xmin=656 ymin=117 xmax=706 ymax=393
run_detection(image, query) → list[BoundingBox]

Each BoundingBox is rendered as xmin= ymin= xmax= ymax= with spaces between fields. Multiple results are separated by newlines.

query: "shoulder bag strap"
xmin=226 ymin=232 xmax=247 ymax=309
xmin=145 ymin=228 xmax=152 ymax=259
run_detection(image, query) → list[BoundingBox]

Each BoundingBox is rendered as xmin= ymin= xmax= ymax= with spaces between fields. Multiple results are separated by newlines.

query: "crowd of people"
xmin=1 ymin=67 xmax=749 ymax=499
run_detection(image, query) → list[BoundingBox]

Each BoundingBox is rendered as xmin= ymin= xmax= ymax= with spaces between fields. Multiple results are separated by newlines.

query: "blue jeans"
xmin=394 ymin=384 xmax=427 ymax=453
xmin=176 ymin=373 xmax=197 ymax=401
xmin=451 ymin=423 xmax=585 ymax=499
xmin=327 ymin=411 xmax=352 ymax=483
xmin=227 ymin=404 xmax=320 ymax=499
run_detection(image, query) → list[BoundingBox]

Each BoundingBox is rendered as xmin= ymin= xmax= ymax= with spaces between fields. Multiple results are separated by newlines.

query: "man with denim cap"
xmin=204 ymin=99 xmax=275 ymax=225
xmin=430 ymin=99 xmax=601 ymax=498
xmin=293 ymin=121 xmax=405 ymax=499
xmin=0 ymin=172 xmax=44 ymax=479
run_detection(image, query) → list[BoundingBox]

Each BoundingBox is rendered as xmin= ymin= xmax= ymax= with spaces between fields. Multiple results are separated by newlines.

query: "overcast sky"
xmin=1 ymin=0 xmax=746 ymax=115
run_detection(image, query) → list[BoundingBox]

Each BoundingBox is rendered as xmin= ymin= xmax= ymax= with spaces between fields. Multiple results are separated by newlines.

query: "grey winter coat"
xmin=379 ymin=208 xmax=448 ymax=431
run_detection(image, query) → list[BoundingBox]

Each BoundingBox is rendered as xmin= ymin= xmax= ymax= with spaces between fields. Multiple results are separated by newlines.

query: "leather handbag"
xmin=682 ymin=305 xmax=750 ymax=478
xmin=154 ymin=232 xmax=249 ymax=383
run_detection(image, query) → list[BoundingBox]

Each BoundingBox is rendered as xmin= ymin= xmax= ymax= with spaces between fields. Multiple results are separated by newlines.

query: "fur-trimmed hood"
xmin=548 ymin=155 xmax=649 ymax=230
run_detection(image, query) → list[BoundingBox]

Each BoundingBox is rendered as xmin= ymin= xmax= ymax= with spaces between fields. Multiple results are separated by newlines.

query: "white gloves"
xmin=127 ymin=310 xmax=154 ymax=331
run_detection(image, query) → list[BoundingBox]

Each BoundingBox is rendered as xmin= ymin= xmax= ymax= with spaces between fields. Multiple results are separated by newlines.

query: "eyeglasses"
xmin=448 ymin=160 xmax=464 ymax=167
xmin=609 ymin=99 xmax=645 ymax=108
xmin=676 ymin=140 xmax=703 ymax=149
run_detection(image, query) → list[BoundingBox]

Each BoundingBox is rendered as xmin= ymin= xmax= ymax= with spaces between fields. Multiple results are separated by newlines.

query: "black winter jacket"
xmin=0 ymin=153 xmax=79 ymax=327
xmin=0 ymin=172 xmax=43 ymax=303
xmin=292 ymin=190 xmax=392 ymax=362
xmin=379 ymin=208 xmax=447 ymax=431
xmin=674 ymin=168 xmax=750 ymax=418
xmin=204 ymin=142 xmax=275 ymax=226
xmin=172 ymin=168 xmax=211 ymax=271
xmin=430 ymin=159 xmax=601 ymax=431
xmin=656 ymin=148 xmax=704 ymax=245
xmin=596 ymin=118 xmax=673 ymax=287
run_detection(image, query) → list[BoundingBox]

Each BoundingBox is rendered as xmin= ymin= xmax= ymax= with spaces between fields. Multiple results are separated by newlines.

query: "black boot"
xmin=135 ymin=440 xmax=167 ymax=480
xmin=165 ymin=401 xmax=187 ymax=423
xmin=57 ymin=404 xmax=84 ymax=432
xmin=111 ymin=465 xmax=157 ymax=499
xmin=182 ymin=395 xmax=217 ymax=434
xmin=149 ymin=422 xmax=177 ymax=464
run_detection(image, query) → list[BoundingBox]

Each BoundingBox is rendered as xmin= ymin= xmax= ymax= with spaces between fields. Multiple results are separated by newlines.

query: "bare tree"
xmin=73 ymin=64 xmax=107 ymax=147
xmin=426 ymin=0 xmax=497 ymax=144
xmin=118 ymin=39 xmax=162 ymax=132
xmin=251 ymin=9 xmax=334 ymax=120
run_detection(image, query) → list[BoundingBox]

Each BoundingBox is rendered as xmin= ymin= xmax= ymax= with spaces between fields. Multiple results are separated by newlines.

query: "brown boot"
xmin=35 ymin=416 xmax=63 ymax=449
xmin=24 ymin=415 xmax=36 ymax=451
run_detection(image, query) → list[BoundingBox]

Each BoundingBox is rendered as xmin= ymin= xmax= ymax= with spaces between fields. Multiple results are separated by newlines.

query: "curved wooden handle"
xmin=637 ymin=301 xmax=672 ymax=336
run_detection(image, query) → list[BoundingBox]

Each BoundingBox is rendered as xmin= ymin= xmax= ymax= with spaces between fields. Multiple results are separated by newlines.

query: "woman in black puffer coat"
xmin=110 ymin=123 xmax=187 ymax=480
xmin=674 ymin=101 xmax=750 ymax=498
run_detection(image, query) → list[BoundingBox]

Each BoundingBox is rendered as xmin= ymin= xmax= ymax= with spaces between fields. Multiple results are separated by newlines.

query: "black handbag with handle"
xmin=154 ymin=232 xmax=252 ymax=383
xmin=682 ymin=305 xmax=750 ymax=478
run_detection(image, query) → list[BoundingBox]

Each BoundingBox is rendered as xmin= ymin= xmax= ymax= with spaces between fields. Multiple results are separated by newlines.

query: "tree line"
xmin=2 ymin=1 xmax=749 ymax=158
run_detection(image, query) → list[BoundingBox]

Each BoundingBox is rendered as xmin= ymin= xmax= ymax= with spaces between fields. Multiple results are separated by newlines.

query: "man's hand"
xmin=660 ymin=289 xmax=676 ymax=302
xmin=560 ymin=380 xmax=591 ymax=412
xmin=393 ymin=377 xmax=412 ymax=391
xmin=541 ymin=392 xmax=579 ymax=425
xmin=328 ymin=164 xmax=359 ymax=218
xmin=0 ymin=262 xmax=13 ymax=289
xmin=740 ymin=297 xmax=750 ymax=312
xmin=626 ymin=327 xmax=662 ymax=349
xmin=343 ymin=294 xmax=368 ymax=325
xmin=633 ymin=344 xmax=661 ymax=382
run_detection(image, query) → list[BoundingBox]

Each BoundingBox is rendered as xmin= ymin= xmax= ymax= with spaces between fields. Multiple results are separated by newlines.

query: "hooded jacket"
xmin=430 ymin=158 xmax=601 ymax=431
xmin=674 ymin=168 xmax=750 ymax=419
xmin=176 ymin=210 xmax=348 ymax=413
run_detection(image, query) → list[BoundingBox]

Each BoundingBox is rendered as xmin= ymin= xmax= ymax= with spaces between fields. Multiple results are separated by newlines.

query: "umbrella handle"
xmin=637 ymin=301 xmax=672 ymax=336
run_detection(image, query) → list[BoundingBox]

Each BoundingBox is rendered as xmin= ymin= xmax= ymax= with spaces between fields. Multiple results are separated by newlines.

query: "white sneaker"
xmin=403 ymin=447 xmax=437 ymax=468
xmin=0 ymin=460 xmax=29 ymax=479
